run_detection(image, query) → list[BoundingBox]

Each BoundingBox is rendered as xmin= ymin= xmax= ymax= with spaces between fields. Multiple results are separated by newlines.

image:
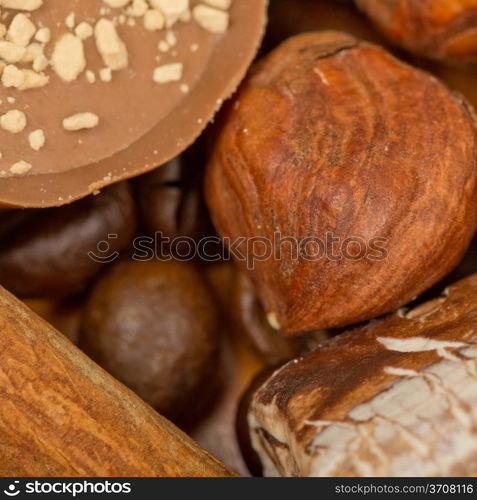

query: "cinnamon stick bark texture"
xmin=0 ymin=286 xmax=235 ymax=477
xmin=249 ymin=274 xmax=477 ymax=477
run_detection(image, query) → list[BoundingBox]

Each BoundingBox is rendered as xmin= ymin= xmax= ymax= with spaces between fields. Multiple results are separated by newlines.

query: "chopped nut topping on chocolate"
xmin=2 ymin=0 xmax=43 ymax=11
xmin=63 ymin=112 xmax=100 ymax=131
xmin=94 ymin=18 xmax=128 ymax=71
xmin=153 ymin=62 xmax=182 ymax=83
xmin=0 ymin=108 xmax=26 ymax=133
xmin=28 ymin=128 xmax=44 ymax=150
xmin=51 ymin=34 xmax=85 ymax=82
xmin=193 ymin=4 xmax=229 ymax=33
xmin=9 ymin=159 xmax=31 ymax=174
xmin=0 ymin=0 xmax=235 ymax=181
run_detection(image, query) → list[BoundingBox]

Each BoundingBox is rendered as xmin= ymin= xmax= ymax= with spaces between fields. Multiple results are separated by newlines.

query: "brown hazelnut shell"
xmin=206 ymin=31 xmax=477 ymax=335
xmin=356 ymin=0 xmax=477 ymax=63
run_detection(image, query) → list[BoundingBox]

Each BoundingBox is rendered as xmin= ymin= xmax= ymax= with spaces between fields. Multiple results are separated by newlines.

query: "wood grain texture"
xmin=356 ymin=0 xmax=477 ymax=63
xmin=249 ymin=273 xmax=477 ymax=477
xmin=0 ymin=286 xmax=236 ymax=477
xmin=206 ymin=31 xmax=477 ymax=335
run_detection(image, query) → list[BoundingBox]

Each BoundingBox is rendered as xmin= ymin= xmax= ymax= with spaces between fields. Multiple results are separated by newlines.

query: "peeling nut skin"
xmin=249 ymin=273 xmax=477 ymax=477
xmin=206 ymin=31 xmax=477 ymax=336
xmin=356 ymin=0 xmax=477 ymax=63
xmin=80 ymin=260 xmax=219 ymax=423
xmin=0 ymin=182 xmax=136 ymax=298
xmin=0 ymin=285 xmax=235 ymax=477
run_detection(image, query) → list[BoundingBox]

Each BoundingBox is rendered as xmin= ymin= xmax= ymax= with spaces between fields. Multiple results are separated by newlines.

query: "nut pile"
xmin=1 ymin=0 xmax=477 ymax=479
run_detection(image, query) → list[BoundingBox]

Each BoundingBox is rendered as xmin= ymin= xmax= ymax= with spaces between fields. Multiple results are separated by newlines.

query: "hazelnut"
xmin=248 ymin=273 xmax=477 ymax=477
xmin=80 ymin=259 xmax=219 ymax=422
xmin=356 ymin=0 xmax=477 ymax=63
xmin=206 ymin=31 xmax=477 ymax=335
xmin=0 ymin=182 xmax=136 ymax=298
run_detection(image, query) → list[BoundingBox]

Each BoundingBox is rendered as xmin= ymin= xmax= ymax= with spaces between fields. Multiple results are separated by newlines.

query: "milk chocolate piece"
xmin=0 ymin=0 xmax=267 ymax=207
xmin=0 ymin=182 xmax=136 ymax=298
xmin=249 ymin=274 xmax=477 ymax=477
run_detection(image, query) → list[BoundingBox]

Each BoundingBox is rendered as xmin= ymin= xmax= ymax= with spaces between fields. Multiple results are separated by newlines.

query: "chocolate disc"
xmin=0 ymin=0 xmax=267 ymax=207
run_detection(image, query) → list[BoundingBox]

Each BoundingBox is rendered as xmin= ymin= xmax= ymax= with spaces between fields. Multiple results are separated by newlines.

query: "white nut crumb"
xmin=153 ymin=62 xmax=182 ymax=83
xmin=0 ymin=41 xmax=26 ymax=63
xmin=99 ymin=67 xmax=112 ymax=82
xmin=9 ymin=160 xmax=32 ymax=175
xmin=1 ymin=64 xmax=24 ymax=88
xmin=2 ymin=0 xmax=43 ymax=11
xmin=74 ymin=22 xmax=93 ymax=40
xmin=166 ymin=30 xmax=176 ymax=46
xmin=0 ymin=109 xmax=27 ymax=133
xmin=143 ymin=9 xmax=164 ymax=31
xmin=18 ymin=68 xmax=49 ymax=90
xmin=51 ymin=33 xmax=86 ymax=82
xmin=149 ymin=0 xmax=189 ymax=27
xmin=32 ymin=53 xmax=48 ymax=72
xmin=203 ymin=0 xmax=232 ymax=9
xmin=34 ymin=27 xmax=51 ymax=44
xmin=193 ymin=4 xmax=229 ymax=33
xmin=158 ymin=40 xmax=169 ymax=52
xmin=180 ymin=9 xmax=192 ymax=22
xmin=63 ymin=112 xmax=100 ymax=131
xmin=85 ymin=70 xmax=96 ymax=83
xmin=94 ymin=18 xmax=128 ymax=71
xmin=21 ymin=42 xmax=43 ymax=63
xmin=7 ymin=13 xmax=36 ymax=47
xmin=102 ymin=0 xmax=131 ymax=7
xmin=65 ymin=12 xmax=76 ymax=30
xmin=129 ymin=0 xmax=148 ymax=17
xmin=28 ymin=128 xmax=45 ymax=151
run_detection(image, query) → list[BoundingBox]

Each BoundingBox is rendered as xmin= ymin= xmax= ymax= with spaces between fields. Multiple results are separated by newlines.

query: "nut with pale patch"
xmin=248 ymin=273 xmax=477 ymax=477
